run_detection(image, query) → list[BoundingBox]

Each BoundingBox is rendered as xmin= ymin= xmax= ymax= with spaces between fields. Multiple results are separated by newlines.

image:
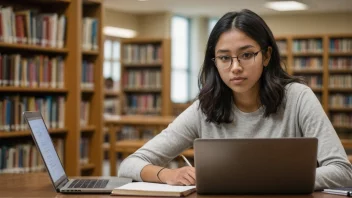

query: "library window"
xmin=208 ymin=18 xmax=218 ymax=35
xmin=104 ymin=37 xmax=121 ymax=90
xmin=171 ymin=16 xmax=190 ymax=103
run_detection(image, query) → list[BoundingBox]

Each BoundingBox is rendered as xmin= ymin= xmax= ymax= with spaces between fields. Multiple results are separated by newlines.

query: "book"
xmin=111 ymin=182 xmax=196 ymax=197
xmin=323 ymin=187 xmax=352 ymax=197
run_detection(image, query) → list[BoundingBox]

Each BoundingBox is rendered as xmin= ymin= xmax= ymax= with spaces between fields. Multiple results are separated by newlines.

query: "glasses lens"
xmin=215 ymin=56 xmax=232 ymax=70
xmin=238 ymin=52 xmax=255 ymax=67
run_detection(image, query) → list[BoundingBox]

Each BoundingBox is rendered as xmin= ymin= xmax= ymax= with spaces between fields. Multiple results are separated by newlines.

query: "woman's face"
xmin=214 ymin=29 xmax=271 ymax=96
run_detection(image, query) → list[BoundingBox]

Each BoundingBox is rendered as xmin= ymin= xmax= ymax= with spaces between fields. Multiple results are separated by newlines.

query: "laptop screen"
xmin=28 ymin=118 xmax=66 ymax=184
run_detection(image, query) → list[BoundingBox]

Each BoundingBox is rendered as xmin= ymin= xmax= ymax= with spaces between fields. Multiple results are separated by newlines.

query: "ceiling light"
xmin=103 ymin=26 xmax=137 ymax=38
xmin=265 ymin=1 xmax=308 ymax=11
xmin=138 ymin=0 xmax=149 ymax=2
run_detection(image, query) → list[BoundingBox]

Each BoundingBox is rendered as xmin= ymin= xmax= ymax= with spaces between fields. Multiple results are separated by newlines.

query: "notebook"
xmin=23 ymin=111 xmax=132 ymax=193
xmin=111 ymin=182 xmax=196 ymax=197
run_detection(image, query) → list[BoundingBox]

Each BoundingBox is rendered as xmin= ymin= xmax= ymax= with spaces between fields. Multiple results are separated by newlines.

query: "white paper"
xmin=115 ymin=182 xmax=196 ymax=192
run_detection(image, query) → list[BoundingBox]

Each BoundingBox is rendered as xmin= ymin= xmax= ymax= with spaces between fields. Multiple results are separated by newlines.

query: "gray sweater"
xmin=118 ymin=83 xmax=352 ymax=190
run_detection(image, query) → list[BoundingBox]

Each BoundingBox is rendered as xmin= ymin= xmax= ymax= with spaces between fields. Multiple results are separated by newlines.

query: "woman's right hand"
xmin=159 ymin=167 xmax=196 ymax=186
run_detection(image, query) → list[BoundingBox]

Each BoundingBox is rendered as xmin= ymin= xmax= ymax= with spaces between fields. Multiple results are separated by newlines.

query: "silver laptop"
xmin=194 ymin=138 xmax=318 ymax=194
xmin=23 ymin=111 xmax=132 ymax=193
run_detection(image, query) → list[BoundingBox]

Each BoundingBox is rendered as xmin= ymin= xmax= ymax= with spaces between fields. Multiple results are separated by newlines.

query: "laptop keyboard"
xmin=68 ymin=179 xmax=109 ymax=188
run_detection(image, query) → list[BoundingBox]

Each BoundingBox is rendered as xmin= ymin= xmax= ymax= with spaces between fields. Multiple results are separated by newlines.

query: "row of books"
xmin=116 ymin=127 xmax=156 ymax=141
xmin=329 ymin=94 xmax=352 ymax=108
xmin=123 ymin=70 xmax=161 ymax=89
xmin=82 ymin=17 xmax=98 ymax=51
xmin=0 ymin=54 xmax=64 ymax=88
xmin=80 ymin=137 xmax=89 ymax=165
xmin=124 ymin=94 xmax=161 ymax=115
xmin=80 ymin=101 xmax=90 ymax=127
xmin=329 ymin=75 xmax=352 ymax=88
xmin=0 ymin=7 xmax=66 ymax=48
xmin=329 ymin=57 xmax=352 ymax=70
xmin=330 ymin=39 xmax=352 ymax=52
xmin=293 ymin=57 xmax=322 ymax=69
xmin=0 ymin=139 xmax=64 ymax=174
xmin=303 ymin=76 xmax=322 ymax=88
xmin=81 ymin=60 xmax=94 ymax=89
xmin=123 ymin=44 xmax=162 ymax=64
xmin=292 ymin=39 xmax=323 ymax=53
xmin=276 ymin=40 xmax=287 ymax=54
xmin=331 ymin=113 xmax=352 ymax=128
xmin=0 ymin=96 xmax=65 ymax=132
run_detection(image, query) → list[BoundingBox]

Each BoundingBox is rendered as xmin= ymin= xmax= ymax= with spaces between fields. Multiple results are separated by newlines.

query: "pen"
xmin=323 ymin=189 xmax=352 ymax=197
xmin=180 ymin=154 xmax=193 ymax=167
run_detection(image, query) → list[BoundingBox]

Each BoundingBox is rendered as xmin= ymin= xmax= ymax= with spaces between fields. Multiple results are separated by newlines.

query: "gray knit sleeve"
xmin=297 ymin=88 xmax=352 ymax=190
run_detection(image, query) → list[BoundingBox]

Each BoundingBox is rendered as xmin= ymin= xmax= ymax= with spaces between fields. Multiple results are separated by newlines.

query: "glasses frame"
xmin=211 ymin=49 xmax=263 ymax=70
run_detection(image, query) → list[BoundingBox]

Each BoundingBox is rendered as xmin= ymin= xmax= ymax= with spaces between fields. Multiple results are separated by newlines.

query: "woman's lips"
xmin=230 ymin=77 xmax=246 ymax=84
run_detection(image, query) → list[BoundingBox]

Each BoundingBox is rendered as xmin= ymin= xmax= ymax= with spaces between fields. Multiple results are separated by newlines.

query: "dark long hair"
xmin=198 ymin=9 xmax=304 ymax=124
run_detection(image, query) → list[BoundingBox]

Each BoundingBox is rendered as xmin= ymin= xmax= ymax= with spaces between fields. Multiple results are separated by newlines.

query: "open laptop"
xmin=23 ymin=111 xmax=132 ymax=193
xmin=194 ymin=138 xmax=318 ymax=194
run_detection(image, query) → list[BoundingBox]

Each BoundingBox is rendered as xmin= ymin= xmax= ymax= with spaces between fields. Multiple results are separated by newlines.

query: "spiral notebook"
xmin=111 ymin=182 xmax=196 ymax=197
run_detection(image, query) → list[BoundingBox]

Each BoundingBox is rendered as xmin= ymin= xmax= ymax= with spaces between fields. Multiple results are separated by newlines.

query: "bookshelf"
xmin=81 ymin=0 xmax=104 ymax=176
xmin=275 ymin=34 xmax=352 ymax=152
xmin=0 ymin=0 xmax=104 ymax=176
xmin=120 ymin=38 xmax=171 ymax=116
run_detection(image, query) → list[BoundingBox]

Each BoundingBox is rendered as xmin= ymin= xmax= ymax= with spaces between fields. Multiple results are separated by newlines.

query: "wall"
xmin=263 ymin=12 xmax=352 ymax=36
xmin=104 ymin=9 xmax=172 ymax=38
xmin=137 ymin=12 xmax=172 ymax=38
xmin=104 ymin=8 xmax=139 ymax=32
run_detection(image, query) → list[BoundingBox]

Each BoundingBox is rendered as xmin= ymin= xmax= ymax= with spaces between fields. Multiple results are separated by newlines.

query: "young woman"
xmin=118 ymin=9 xmax=352 ymax=190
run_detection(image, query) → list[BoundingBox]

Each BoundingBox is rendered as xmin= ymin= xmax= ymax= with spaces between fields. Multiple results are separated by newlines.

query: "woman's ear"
xmin=263 ymin=46 xmax=272 ymax=67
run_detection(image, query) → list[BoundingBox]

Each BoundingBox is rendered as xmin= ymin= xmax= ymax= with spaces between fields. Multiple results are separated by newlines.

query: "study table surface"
xmin=0 ymin=173 xmax=341 ymax=198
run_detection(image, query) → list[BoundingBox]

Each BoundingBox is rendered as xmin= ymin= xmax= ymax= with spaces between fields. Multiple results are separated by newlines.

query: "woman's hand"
xmin=159 ymin=167 xmax=196 ymax=186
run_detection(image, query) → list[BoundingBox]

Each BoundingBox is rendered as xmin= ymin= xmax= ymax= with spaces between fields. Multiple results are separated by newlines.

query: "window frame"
xmin=171 ymin=15 xmax=192 ymax=103
xmin=104 ymin=35 xmax=121 ymax=90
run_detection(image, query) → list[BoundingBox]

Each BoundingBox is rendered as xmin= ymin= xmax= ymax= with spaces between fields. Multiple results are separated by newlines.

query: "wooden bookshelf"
xmin=292 ymin=52 xmax=323 ymax=56
xmin=81 ymin=0 xmax=104 ymax=176
xmin=0 ymin=128 xmax=68 ymax=138
xmin=31 ymin=0 xmax=72 ymax=3
xmin=329 ymin=88 xmax=352 ymax=92
xmin=329 ymin=69 xmax=352 ymax=74
xmin=105 ymin=115 xmax=175 ymax=176
xmin=83 ymin=0 xmax=101 ymax=4
xmin=81 ymin=88 xmax=95 ymax=93
xmin=105 ymin=90 xmax=120 ymax=97
xmin=292 ymin=69 xmax=323 ymax=74
xmin=82 ymin=50 xmax=99 ymax=55
xmin=81 ymin=125 xmax=96 ymax=132
xmin=0 ymin=0 xmax=104 ymax=176
xmin=0 ymin=87 xmax=68 ymax=93
xmin=276 ymin=34 xmax=352 ymax=150
xmin=120 ymin=38 xmax=171 ymax=116
xmin=80 ymin=163 xmax=96 ymax=171
xmin=329 ymin=107 xmax=352 ymax=112
xmin=123 ymin=88 xmax=162 ymax=93
xmin=122 ymin=63 xmax=163 ymax=67
xmin=0 ymin=42 xmax=69 ymax=53
xmin=329 ymin=52 xmax=352 ymax=56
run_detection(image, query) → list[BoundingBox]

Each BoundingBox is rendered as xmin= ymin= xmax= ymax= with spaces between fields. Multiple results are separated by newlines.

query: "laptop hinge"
xmin=57 ymin=179 xmax=69 ymax=191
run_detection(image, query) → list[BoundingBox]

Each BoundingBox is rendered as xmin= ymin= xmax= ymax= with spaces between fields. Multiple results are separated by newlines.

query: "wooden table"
xmin=0 ymin=173 xmax=341 ymax=198
xmin=104 ymin=115 xmax=176 ymax=176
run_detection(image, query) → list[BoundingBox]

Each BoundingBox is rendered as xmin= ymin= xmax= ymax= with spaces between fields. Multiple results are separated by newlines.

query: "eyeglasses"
xmin=212 ymin=49 xmax=263 ymax=70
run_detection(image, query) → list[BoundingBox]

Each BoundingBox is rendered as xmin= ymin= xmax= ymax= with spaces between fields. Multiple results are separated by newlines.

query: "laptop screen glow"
xmin=28 ymin=119 xmax=66 ymax=183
